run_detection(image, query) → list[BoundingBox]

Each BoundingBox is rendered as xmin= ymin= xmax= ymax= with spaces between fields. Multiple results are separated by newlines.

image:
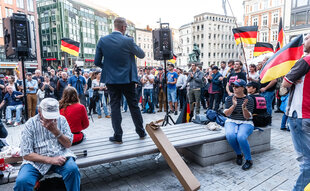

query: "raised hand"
xmin=242 ymin=98 xmax=248 ymax=109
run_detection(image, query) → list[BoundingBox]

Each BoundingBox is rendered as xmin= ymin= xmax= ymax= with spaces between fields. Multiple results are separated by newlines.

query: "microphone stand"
xmin=162 ymin=58 xmax=175 ymax=126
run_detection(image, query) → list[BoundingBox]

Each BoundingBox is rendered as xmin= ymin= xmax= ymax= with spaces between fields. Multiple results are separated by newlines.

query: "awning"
xmin=0 ymin=61 xmax=38 ymax=69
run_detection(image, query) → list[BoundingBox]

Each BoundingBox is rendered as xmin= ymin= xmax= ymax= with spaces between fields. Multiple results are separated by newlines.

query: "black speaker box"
xmin=3 ymin=13 xmax=31 ymax=59
xmin=152 ymin=24 xmax=173 ymax=60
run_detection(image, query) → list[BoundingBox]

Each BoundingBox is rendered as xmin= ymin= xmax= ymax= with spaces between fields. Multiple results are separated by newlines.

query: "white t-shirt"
xmin=92 ymin=79 xmax=104 ymax=94
xmin=249 ymin=72 xmax=259 ymax=82
xmin=142 ymin=74 xmax=154 ymax=89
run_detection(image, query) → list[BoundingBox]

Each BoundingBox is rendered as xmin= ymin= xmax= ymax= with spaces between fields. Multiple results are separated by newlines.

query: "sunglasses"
xmin=232 ymin=85 xmax=241 ymax=88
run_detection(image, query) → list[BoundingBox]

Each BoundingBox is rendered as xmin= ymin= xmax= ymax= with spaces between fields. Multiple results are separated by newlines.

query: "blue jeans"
xmin=122 ymin=95 xmax=128 ymax=112
xmin=225 ymin=122 xmax=254 ymax=160
xmin=6 ymin=104 xmax=23 ymax=123
xmin=143 ymin=89 xmax=154 ymax=112
xmin=281 ymin=114 xmax=289 ymax=130
xmin=261 ymin=91 xmax=275 ymax=115
xmin=288 ymin=113 xmax=310 ymax=191
xmin=14 ymin=157 xmax=80 ymax=191
xmin=102 ymin=93 xmax=109 ymax=116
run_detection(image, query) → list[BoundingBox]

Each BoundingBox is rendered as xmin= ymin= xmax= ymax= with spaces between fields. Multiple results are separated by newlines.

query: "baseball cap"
xmin=212 ymin=66 xmax=219 ymax=70
xmin=232 ymin=79 xmax=246 ymax=87
xmin=157 ymin=67 xmax=163 ymax=70
xmin=246 ymin=81 xmax=260 ymax=90
xmin=26 ymin=72 xmax=32 ymax=76
xmin=40 ymin=98 xmax=60 ymax=119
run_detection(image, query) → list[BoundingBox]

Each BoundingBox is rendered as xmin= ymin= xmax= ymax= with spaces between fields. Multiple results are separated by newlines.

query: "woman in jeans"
xmin=223 ymin=79 xmax=255 ymax=170
xmin=92 ymin=72 xmax=110 ymax=118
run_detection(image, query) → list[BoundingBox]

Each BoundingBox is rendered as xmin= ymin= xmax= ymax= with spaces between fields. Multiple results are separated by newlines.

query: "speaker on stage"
xmin=152 ymin=23 xmax=173 ymax=60
xmin=3 ymin=13 xmax=31 ymax=59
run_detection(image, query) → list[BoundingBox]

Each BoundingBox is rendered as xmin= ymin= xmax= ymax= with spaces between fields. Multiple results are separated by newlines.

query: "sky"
xmin=74 ymin=0 xmax=244 ymax=29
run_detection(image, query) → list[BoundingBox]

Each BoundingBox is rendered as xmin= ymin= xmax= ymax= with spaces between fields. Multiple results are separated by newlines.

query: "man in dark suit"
xmin=94 ymin=17 xmax=147 ymax=144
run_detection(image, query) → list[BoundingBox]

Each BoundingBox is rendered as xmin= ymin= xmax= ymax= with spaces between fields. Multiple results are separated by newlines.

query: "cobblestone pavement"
xmin=0 ymin=109 xmax=299 ymax=191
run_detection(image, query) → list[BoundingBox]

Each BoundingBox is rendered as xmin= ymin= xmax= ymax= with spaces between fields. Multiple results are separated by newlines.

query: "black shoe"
xmin=109 ymin=137 xmax=123 ymax=144
xmin=236 ymin=154 xmax=243 ymax=165
xmin=280 ymin=128 xmax=287 ymax=131
xmin=174 ymin=111 xmax=178 ymax=115
xmin=139 ymin=133 xmax=147 ymax=139
xmin=275 ymin=110 xmax=283 ymax=113
xmin=287 ymin=128 xmax=290 ymax=132
xmin=242 ymin=160 xmax=253 ymax=170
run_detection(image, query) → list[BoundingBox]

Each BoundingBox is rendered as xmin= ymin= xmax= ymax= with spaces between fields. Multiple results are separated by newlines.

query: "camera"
xmin=74 ymin=66 xmax=82 ymax=76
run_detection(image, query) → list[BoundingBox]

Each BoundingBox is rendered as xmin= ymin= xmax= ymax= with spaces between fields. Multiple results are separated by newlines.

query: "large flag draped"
xmin=168 ymin=54 xmax=177 ymax=64
xmin=275 ymin=17 xmax=284 ymax=52
xmin=232 ymin=26 xmax=258 ymax=45
xmin=253 ymin=42 xmax=274 ymax=57
xmin=259 ymin=35 xmax=304 ymax=83
xmin=61 ymin=38 xmax=80 ymax=57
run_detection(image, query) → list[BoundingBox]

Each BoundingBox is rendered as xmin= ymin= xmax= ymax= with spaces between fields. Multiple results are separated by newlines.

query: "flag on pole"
xmin=253 ymin=42 xmax=274 ymax=57
xmin=168 ymin=54 xmax=177 ymax=64
xmin=259 ymin=35 xmax=304 ymax=83
xmin=176 ymin=102 xmax=191 ymax=124
xmin=232 ymin=26 xmax=258 ymax=45
xmin=275 ymin=17 xmax=284 ymax=52
xmin=61 ymin=38 xmax=80 ymax=57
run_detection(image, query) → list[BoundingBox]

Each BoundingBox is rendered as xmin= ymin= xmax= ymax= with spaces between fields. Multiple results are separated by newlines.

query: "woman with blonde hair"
xmin=59 ymin=86 xmax=89 ymax=145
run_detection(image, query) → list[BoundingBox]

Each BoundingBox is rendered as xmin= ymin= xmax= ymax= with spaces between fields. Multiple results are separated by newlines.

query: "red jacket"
xmin=60 ymin=103 xmax=89 ymax=144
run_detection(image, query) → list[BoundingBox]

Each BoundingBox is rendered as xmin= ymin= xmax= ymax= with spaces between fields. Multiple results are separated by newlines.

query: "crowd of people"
xmin=4 ymin=15 xmax=309 ymax=191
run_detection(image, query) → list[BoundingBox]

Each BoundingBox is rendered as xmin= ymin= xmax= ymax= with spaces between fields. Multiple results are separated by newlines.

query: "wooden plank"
xmin=146 ymin=124 xmax=200 ymax=191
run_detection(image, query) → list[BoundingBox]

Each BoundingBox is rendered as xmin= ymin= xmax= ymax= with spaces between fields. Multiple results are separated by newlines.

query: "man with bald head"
xmin=94 ymin=17 xmax=146 ymax=144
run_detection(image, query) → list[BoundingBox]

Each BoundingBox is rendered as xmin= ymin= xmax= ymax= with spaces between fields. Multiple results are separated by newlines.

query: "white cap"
xmin=40 ymin=98 xmax=60 ymax=119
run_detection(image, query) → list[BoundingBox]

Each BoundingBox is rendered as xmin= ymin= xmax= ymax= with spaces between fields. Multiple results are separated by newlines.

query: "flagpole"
xmin=227 ymin=0 xmax=249 ymax=76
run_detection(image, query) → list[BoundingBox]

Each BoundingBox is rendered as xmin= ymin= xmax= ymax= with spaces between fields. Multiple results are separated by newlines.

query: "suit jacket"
xmin=94 ymin=31 xmax=145 ymax=84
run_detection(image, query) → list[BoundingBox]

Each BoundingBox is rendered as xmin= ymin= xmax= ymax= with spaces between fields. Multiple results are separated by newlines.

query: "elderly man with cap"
xmin=223 ymin=79 xmax=255 ymax=170
xmin=14 ymin=98 xmax=80 ymax=191
xmin=26 ymin=72 xmax=38 ymax=118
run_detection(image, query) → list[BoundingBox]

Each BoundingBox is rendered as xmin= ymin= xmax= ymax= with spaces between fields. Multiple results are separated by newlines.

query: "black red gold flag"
xmin=254 ymin=42 xmax=274 ymax=57
xmin=61 ymin=38 xmax=80 ymax=57
xmin=232 ymin=26 xmax=258 ymax=45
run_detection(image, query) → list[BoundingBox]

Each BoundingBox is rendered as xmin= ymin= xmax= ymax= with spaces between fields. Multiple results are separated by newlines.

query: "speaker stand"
xmin=19 ymin=56 xmax=28 ymax=121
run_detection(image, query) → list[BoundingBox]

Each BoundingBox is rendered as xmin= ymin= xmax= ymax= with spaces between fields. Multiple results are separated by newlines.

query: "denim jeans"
xmin=6 ymin=104 xmax=23 ymax=123
xmin=14 ymin=157 xmax=80 ymax=191
xmin=102 ymin=93 xmax=109 ymax=116
xmin=225 ymin=122 xmax=254 ymax=160
xmin=261 ymin=91 xmax=275 ymax=115
xmin=122 ymin=95 xmax=128 ymax=112
xmin=143 ymin=89 xmax=154 ymax=112
xmin=281 ymin=114 xmax=289 ymax=129
xmin=167 ymin=88 xmax=177 ymax=103
xmin=288 ymin=112 xmax=310 ymax=191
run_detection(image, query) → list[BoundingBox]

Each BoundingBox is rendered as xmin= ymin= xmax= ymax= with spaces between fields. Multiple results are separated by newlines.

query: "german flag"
xmin=232 ymin=26 xmax=258 ymax=45
xmin=168 ymin=54 xmax=177 ymax=64
xmin=254 ymin=42 xmax=274 ymax=57
xmin=176 ymin=102 xmax=191 ymax=124
xmin=61 ymin=38 xmax=80 ymax=57
xmin=275 ymin=17 xmax=284 ymax=53
xmin=259 ymin=34 xmax=304 ymax=83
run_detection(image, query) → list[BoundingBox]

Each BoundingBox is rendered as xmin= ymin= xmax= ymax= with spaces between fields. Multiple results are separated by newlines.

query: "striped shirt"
xmin=20 ymin=115 xmax=75 ymax=175
xmin=225 ymin=95 xmax=254 ymax=121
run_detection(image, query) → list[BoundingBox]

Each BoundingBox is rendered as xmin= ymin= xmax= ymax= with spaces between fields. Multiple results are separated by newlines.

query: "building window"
xmin=295 ymin=12 xmax=307 ymax=26
xmin=272 ymin=30 xmax=278 ymax=41
xmin=272 ymin=12 xmax=279 ymax=24
xmin=5 ymin=8 xmax=13 ymax=17
xmin=252 ymin=17 xmax=258 ymax=26
xmin=291 ymin=14 xmax=295 ymax=26
xmin=262 ymin=15 xmax=268 ymax=26
xmin=4 ymin=0 xmax=12 ymax=4
xmin=261 ymin=32 xmax=268 ymax=42
xmin=17 ymin=0 xmax=24 ymax=8
xmin=272 ymin=0 xmax=280 ymax=6
xmin=253 ymin=3 xmax=258 ymax=11
xmin=27 ymin=0 xmax=34 ymax=12
xmin=263 ymin=0 xmax=269 ymax=9
xmin=295 ymin=0 xmax=308 ymax=7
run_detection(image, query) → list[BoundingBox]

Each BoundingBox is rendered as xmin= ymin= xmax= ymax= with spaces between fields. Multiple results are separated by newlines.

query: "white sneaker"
xmin=13 ymin=122 xmax=20 ymax=126
xmin=7 ymin=120 xmax=12 ymax=125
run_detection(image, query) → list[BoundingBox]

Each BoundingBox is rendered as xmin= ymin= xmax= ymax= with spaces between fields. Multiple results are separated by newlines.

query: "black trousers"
xmin=209 ymin=93 xmax=220 ymax=111
xmin=107 ymin=83 xmax=146 ymax=140
xmin=177 ymin=88 xmax=187 ymax=109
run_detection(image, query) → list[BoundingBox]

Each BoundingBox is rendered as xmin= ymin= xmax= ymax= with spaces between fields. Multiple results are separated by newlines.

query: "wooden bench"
xmin=0 ymin=123 xmax=271 ymax=184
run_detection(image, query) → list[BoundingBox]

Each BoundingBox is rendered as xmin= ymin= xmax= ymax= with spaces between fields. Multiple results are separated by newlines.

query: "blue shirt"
xmin=26 ymin=79 xmax=38 ymax=94
xmin=167 ymin=72 xmax=178 ymax=89
xmin=68 ymin=75 xmax=86 ymax=95
xmin=4 ymin=91 xmax=23 ymax=106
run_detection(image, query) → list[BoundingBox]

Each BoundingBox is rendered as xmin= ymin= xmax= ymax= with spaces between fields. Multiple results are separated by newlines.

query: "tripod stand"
xmin=162 ymin=58 xmax=175 ymax=126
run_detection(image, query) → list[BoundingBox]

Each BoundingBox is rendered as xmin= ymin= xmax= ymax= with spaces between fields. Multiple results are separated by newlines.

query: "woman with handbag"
xmin=59 ymin=86 xmax=89 ymax=145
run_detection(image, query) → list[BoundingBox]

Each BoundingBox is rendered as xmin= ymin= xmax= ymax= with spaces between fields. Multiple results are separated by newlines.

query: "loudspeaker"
xmin=3 ymin=13 xmax=31 ymax=59
xmin=152 ymin=23 xmax=173 ymax=60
